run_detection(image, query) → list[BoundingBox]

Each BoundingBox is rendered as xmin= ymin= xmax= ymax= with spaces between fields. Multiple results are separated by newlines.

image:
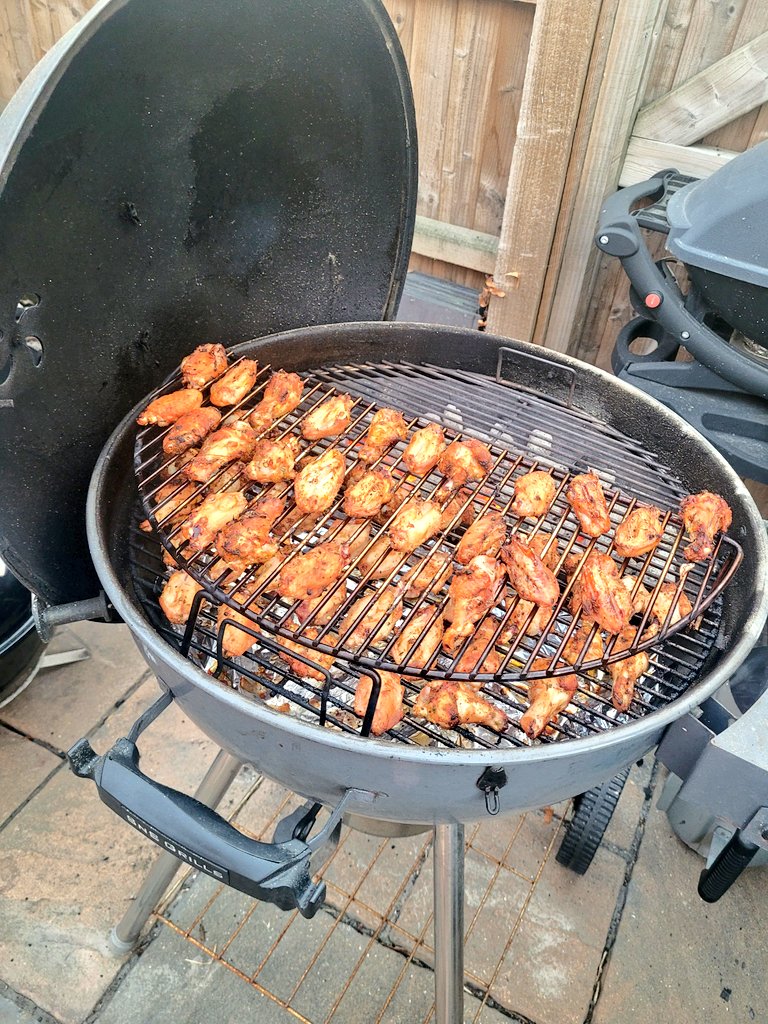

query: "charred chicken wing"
xmin=248 ymin=370 xmax=304 ymax=431
xmin=437 ymin=438 xmax=494 ymax=490
xmin=609 ymin=626 xmax=649 ymax=712
xmin=456 ymin=510 xmax=507 ymax=564
xmin=358 ymin=408 xmax=408 ymax=462
xmin=402 ymin=422 xmax=446 ymax=476
xmin=354 ymin=671 xmax=405 ymax=735
xmin=294 ymin=448 xmax=346 ymax=513
xmin=163 ymin=407 xmax=222 ymax=456
xmin=500 ymin=536 xmax=560 ymax=608
xmin=244 ymin=435 xmax=301 ymax=484
xmin=180 ymin=490 xmax=248 ymax=552
xmin=519 ymin=659 xmax=578 ymax=739
xmin=209 ymin=358 xmax=259 ymax=407
xmin=183 ymin=421 xmax=257 ymax=482
xmin=214 ymin=494 xmax=285 ymax=571
xmin=343 ymin=466 xmax=395 ymax=518
xmin=566 ymin=472 xmax=611 ymax=537
xmin=159 ymin=570 xmax=203 ymax=625
xmin=614 ymin=505 xmax=665 ymax=559
xmin=388 ymin=498 xmax=443 ymax=552
xmin=180 ymin=343 xmax=228 ymax=389
xmin=443 ymin=555 xmax=505 ymax=653
xmin=276 ymin=542 xmax=348 ymax=603
xmin=391 ymin=606 xmax=444 ymax=669
xmin=413 ymin=680 xmax=507 ymax=733
xmin=301 ymin=393 xmax=354 ymax=440
xmin=137 ymin=388 xmax=203 ymax=427
xmin=510 ymin=471 xmax=556 ymax=519
xmin=570 ymin=551 xmax=632 ymax=634
xmin=679 ymin=491 xmax=732 ymax=562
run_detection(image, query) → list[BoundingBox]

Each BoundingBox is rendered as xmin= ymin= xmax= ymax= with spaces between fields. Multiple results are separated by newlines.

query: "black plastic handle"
xmin=697 ymin=829 xmax=760 ymax=903
xmin=69 ymin=735 xmax=331 ymax=918
xmin=596 ymin=172 xmax=768 ymax=400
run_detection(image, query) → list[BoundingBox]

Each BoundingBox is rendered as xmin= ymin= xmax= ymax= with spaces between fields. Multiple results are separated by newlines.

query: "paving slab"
xmin=592 ymin=790 xmax=768 ymax=1024
xmin=0 ymin=666 xmax=249 ymax=1024
xmin=0 ymin=726 xmax=61 ymax=826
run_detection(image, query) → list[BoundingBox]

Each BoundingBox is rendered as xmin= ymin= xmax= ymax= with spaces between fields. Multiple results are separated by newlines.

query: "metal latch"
xmin=477 ymin=766 xmax=507 ymax=816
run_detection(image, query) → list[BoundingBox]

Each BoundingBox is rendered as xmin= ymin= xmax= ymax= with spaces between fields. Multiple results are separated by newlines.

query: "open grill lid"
xmin=0 ymin=0 xmax=416 ymax=607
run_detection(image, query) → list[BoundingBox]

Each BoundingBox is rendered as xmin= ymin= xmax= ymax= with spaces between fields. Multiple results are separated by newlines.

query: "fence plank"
xmin=620 ymin=136 xmax=735 ymax=185
xmin=412 ymin=215 xmax=498 ymax=272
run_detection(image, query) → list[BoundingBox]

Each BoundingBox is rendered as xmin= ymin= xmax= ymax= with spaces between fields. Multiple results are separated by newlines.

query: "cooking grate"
xmin=130 ymin=356 xmax=738 ymax=750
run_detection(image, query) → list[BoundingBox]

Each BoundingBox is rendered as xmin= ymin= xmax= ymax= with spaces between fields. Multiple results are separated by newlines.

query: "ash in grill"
xmin=132 ymin=356 xmax=740 ymax=750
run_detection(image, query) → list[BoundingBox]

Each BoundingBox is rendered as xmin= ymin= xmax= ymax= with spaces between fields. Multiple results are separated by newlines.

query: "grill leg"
xmin=433 ymin=823 xmax=465 ymax=1024
xmin=109 ymin=748 xmax=242 ymax=955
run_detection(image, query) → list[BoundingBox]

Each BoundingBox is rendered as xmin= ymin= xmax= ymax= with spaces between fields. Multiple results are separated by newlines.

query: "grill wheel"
xmin=556 ymin=766 xmax=631 ymax=874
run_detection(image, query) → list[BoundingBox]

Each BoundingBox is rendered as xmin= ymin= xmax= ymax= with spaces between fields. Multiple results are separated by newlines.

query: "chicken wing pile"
xmin=140 ymin=344 xmax=735 ymax=747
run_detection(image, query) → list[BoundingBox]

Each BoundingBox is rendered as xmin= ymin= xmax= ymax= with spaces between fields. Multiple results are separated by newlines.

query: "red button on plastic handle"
xmin=645 ymin=292 xmax=662 ymax=309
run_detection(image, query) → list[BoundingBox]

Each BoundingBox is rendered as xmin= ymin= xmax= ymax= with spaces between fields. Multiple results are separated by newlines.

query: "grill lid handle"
xmin=67 ymin=719 xmax=363 ymax=919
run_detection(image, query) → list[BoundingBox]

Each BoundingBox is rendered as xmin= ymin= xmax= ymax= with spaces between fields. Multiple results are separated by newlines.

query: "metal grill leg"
xmin=433 ymin=823 xmax=465 ymax=1024
xmin=109 ymin=748 xmax=242 ymax=955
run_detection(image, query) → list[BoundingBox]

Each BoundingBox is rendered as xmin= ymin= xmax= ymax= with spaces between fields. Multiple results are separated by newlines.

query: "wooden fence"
xmin=2 ymin=0 xmax=768 ymax=367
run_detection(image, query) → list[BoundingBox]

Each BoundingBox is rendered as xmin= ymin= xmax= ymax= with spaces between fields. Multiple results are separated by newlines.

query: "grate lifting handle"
xmin=67 ymin=693 xmax=366 ymax=919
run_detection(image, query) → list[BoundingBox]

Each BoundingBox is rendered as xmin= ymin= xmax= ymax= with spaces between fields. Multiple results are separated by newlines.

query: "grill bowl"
xmin=88 ymin=323 xmax=768 ymax=824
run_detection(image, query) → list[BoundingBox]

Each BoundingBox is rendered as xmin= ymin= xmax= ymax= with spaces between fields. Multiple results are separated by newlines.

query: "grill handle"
xmin=697 ymin=829 xmax=760 ymax=903
xmin=68 ymin=732 xmax=356 ymax=919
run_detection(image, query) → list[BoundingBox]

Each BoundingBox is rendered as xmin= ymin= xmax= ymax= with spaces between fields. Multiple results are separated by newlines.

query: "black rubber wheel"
xmin=556 ymin=767 xmax=631 ymax=874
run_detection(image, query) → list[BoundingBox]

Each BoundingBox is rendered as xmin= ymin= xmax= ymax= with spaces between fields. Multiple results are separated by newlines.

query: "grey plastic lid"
xmin=0 ymin=0 xmax=417 ymax=606
xmin=666 ymin=139 xmax=768 ymax=288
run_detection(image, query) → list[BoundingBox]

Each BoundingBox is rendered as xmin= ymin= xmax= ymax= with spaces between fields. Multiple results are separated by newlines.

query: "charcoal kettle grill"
xmin=1 ymin=2 xmax=768 ymax=1021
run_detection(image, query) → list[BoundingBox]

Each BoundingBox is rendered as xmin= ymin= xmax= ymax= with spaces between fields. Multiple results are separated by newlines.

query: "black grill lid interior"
xmin=666 ymin=139 xmax=768 ymax=288
xmin=0 ymin=0 xmax=416 ymax=606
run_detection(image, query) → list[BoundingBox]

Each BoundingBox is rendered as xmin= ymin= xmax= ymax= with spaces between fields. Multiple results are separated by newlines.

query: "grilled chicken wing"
xmin=214 ymin=494 xmax=285 ymax=571
xmin=566 ymin=472 xmax=611 ymax=537
xmin=570 ymin=551 xmax=632 ymax=634
xmin=358 ymin=535 xmax=403 ymax=581
xmin=391 ymin=606 xmax=444 ymax=669
xmin=500 ymin=536 xmax=559 ymax=608
xmin=519 ymin=659 xmax=578 ymax=739
xmin=389 ymin=498 xmax=443 ymax=552
xmin=294 ymin=448 xmax=346 ymax=513
xmin=248 ymin=370 xmax=304 ymax=431
xmin=401 ymin=549 xmax=453 ymax=598
xmin=209 ymin=358 xmax=259 ymax=407
xmin=413 ymin=680 xmax=507 ymax=733
xmin=180 ymin=490 xmax=248 ymax=552
xmin=276 ymin=541 xmax=348 ymax=602
xmin=527 ymin=532 xmax=559 ymax=572
xmin=278 ymin=626 xmax=336 ymax=682
xmin=614 ymin=505 xmax=665 ymax=559
xmin=561 ymin=621 xmax=604 ymax=666
xmin=343 ymin=466 xmax=395 ymax=518
xmin=249 ymin=550 xmax=286 ymax=596
xmin=183 ymin=421 xmax=257 ymax=482
xmin=679 ymin=491 xmax=732 ymax=562
xmin=137 ymin=388 xmax=203 ymax=427
xmin=402 ymin=422 xmax=446 ymax=476
xmin=339 ymin=586 xmax=402 ymax=652
xmin=500 ymin=598 xmax=551 ymax=643
xmin=295 ymin=583 xmax=348 ymax=626
xmin=650 ymin=582 xmax=692 ymax=628
xmin=159 ymin=570 xmax=203 ymax=625
xmin=217 ymin=584 xmax=259 ymax=658
xmin=453 ymin=617 xmax=502 ymax=677
xmin=621 ymin=575 xmax=652 ymax=615
xmin=609 ymin=626 xmax=649 ymax=712
xmin=443 ymin=555 xmax=505 ymax=653
xmin=162 ymin=407 xmax=222 ymax=456
xmin=437 ymin=438 xmax=494 ymax=490
xmin=456 ymin=510 xmax=506 ymax=564
xmin=301 ymin=393 xmax=354 ymax=440
xmin=358 ymin=408 xmax=408 ymax=462
xmin=244 ymin=436 xmax=301 ymax=484
xmin=510 ymin=471 xmax=556 ymax=519
xmin=180 ymin=343 xmax=228 ymax=389
xmin=145 ymin=479 xmax=201 ymax=530
xmin=439 ymin=488 xmax=475 ymax=531
xmin=354 ymin=671 xmax=405 ymax=735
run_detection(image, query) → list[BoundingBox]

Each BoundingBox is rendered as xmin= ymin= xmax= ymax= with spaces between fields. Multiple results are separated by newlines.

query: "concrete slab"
xmin=0 ymin=726 xmax=61 ymax=826
xmin=592 ymin=790 xmax=768 ymax=1024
